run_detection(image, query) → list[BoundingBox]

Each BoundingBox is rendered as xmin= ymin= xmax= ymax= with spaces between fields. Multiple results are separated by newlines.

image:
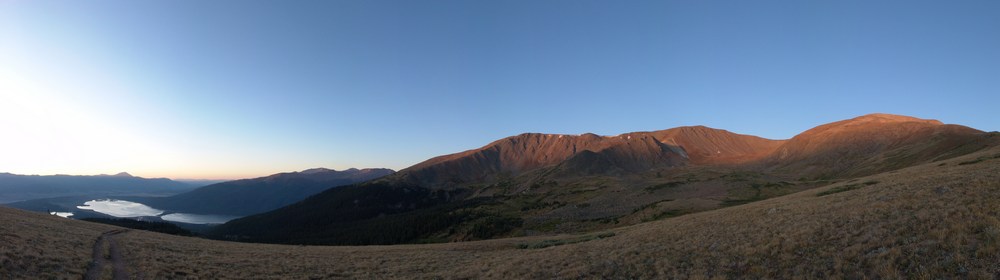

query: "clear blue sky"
xmin=1 ymin=0 xmax=997 ymax=179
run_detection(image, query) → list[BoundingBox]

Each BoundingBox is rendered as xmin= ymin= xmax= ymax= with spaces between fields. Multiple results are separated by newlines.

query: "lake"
xmin=77 ymin=199 xmax=163 ymax=217
xmin=161 ymin=213 xmax=239 ymax=224
xmin=50 ymin=212 xmax=74 ymax=218
xmin=76 ymin=199 xmax=238 ymax=224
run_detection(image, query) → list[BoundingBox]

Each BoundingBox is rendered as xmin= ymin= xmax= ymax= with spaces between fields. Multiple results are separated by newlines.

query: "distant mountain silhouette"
xmin=0 ymin=173 xmax=196 ymax=204
xmin=213 ymin=113 xmax=998 ymax=245
xmin=109 ymin=172 xmax=134 ymax=177
xmin=139 ymin=168 xmax=395 ymax=216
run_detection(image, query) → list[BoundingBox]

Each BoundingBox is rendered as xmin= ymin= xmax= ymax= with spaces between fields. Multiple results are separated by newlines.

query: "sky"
xmin=1 ymin=0 xmax=997 ymax=179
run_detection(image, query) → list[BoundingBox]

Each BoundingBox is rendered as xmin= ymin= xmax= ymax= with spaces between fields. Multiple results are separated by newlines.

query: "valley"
xmin=3 ymin=114 xmax=998 ymax=278
xmin=3 ymin=142 xmax=999 ymax=278
xmin=3 ymin=168 xmax=395 ymax=231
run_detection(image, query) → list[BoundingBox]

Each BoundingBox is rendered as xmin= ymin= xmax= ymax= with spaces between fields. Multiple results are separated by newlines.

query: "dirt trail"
xmin=83 ymin=229 xmax=130 ymax=280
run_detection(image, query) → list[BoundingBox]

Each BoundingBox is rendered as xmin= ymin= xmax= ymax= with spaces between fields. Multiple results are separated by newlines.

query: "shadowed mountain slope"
xmin=138 ymin=168 xmax=394 ymax=216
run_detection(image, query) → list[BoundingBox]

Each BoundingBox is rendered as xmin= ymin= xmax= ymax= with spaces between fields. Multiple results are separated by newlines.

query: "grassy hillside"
xmin=3 ymin=145 xmax=999 ymax=278
xmin=209 ymin=116 xmax=994 ymax=245
xmin=0 ymin=208 xmax=115 ymax=279
xmin=210 ymin=165 xmax=831 ymax=244
xmin=80 ymin=218 xmax=194 ymax=236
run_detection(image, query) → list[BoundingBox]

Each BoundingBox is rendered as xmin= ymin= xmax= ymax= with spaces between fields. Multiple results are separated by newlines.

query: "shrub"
xmin=644 ymin=181 xmax=685 ymax=193
xmin=958 ymin=154 xmax=1000 ymax=165
xmin=816 ymin=184 xmax=864 ymax=197
xmin=466 ymin=214 xmax=523 ymax=240
xmin=643 ymin=209 xmax=688 ymax=222
xmin=959 ymin=158 xmax=985 ymax=165
xmin=516 ymin=232 xmax=616 ymax=249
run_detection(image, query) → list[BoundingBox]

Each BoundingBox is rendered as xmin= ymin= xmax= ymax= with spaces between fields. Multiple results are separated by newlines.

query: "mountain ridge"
xmin=214 ymin=113 xmax=998 ymax=245
xmin=6 ymin=134 xmax=1000 ymax=278
xmin=395 ymin=126 xmax=785 ymax=189
xmin=766 ymin=113 xmax=986 ymax=178
xmin=138 ymin=167 xmax=395 ymax=216
xmin=397 ymin=113 xmax=985 ymax=186
xmin=0 ymin=172 xmax=196 ymax=204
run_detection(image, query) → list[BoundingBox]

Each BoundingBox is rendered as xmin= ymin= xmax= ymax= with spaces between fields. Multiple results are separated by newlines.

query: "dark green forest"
xmin=209 ymin=182 xmax=523 ymax=245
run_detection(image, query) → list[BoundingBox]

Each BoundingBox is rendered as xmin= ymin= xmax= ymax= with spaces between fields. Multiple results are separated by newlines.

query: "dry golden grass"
xmin=3 ymin=146 xmax=1000 ymax=279
xmin=0 ymin=206 xmax=115 ymax=279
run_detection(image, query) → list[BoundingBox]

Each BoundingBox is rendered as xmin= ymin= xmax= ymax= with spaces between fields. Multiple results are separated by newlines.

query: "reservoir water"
xmin=76 ymin=199 xmax=238 ymax=224
xmin=50 ymin=212 xmax=74 ymax=218
xmin=77 ymin=199 xmax=163 ymax=217
xmin=161 ymin=213 xmax=239 ymax=224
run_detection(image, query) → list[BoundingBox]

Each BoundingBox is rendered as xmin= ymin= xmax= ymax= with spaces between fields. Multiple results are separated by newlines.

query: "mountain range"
xmin=212 ymin=113 xmax=998 ymax=245
xmin=3 ymin=113 xmax=1000 ymax=278
xmin=6 ymin=141 xmax=999 ymax=278
xmin=3 ymin=168 xmax=395 ymax=222
xmin=135 ymin=167 xmax=395 ymax=216
xmin=0 ymin=172 xmax=198 ymax=204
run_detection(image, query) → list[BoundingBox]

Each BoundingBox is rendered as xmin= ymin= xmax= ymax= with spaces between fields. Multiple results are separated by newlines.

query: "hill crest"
xmin=397 ymin=126 xmax=783 ymax=188
xmin=767 ymin=113 xmax=985 ymax=178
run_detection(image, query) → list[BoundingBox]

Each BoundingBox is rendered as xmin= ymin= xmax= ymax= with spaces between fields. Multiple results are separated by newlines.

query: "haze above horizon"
xmin=1 ymin=0 xmax=997 ymax=179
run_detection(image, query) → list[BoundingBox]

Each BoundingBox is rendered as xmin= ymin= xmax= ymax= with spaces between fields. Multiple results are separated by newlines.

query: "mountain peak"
xmin=848 ymin=113 xmax=943 ymax=125
xmin=113 ymin=172 xmax=133 ymax=177
xmin=398 ymin=124 xmax=789 ymax=188
xmin=793 ymin=114 xmax=950 ymax=140
xmin=769 ymin=113 xmax=984 ymax=177
xmin=299 ymin=167 xmax=393 ymax=175
xmin=300 ymin=168 xmax=335 ymax=174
